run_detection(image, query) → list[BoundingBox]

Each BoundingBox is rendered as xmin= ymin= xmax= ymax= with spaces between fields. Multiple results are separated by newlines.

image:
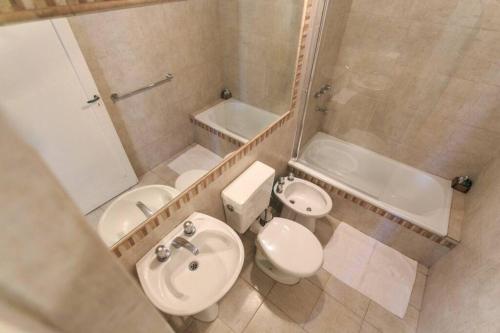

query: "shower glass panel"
xmin=292 ymin=0 xmax=500 ymax=237
xmin=296 ymin=0 xmax=500 ymax=181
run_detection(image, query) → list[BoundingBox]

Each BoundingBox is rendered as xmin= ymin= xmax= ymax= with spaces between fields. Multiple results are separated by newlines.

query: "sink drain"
xmin=189 ymin=261 xmax=199 ymax=271
xmin=306 ymin=207 xmax=312 ymax=212
xmin=289 ymin=199 xmax=295 ymax=204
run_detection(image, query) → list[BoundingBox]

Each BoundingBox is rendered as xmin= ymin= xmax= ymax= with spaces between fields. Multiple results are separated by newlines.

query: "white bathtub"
xmin=194 ymin=99 xmax=280 ymax=143
xmin=291 ymin=132 xmax=453 ymax=236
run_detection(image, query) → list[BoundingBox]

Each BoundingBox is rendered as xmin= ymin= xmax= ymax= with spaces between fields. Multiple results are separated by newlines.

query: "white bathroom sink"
xmin=136 ymin=212 xmax=244 ymax=320
xmin=97 ymin=185 xmax=180 ymax=247
xmin=274 ymin=177 xmax=332 ymax=218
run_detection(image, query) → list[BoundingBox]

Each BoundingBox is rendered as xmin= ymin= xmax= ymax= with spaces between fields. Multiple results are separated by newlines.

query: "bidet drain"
xmin=289 ymin=199 xmax=295 ymax=204
xmin=306 ymin=207 xmax=312 ymax=212
xmin=189 ymin=261 xmax=199 ymax=271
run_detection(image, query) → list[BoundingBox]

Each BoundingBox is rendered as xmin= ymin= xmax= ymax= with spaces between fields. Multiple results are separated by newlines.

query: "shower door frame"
xmin=292 ymin=0 xmax=331 ymax=160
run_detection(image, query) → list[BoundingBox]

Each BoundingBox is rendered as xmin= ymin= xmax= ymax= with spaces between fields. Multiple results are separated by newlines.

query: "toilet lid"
xmin=175 ymin=169 xmax=208 ymax=192
xmin=257 ymin=217 xmax=323 ymax=277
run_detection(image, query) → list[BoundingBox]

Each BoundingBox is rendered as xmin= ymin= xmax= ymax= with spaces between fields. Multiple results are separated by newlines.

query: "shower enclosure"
xmin=291 ymin=0 xmax=495 ymax=265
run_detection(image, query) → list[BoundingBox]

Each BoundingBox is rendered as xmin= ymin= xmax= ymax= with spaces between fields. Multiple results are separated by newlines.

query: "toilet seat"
xmin=257 ymin=217 xmax=323 ymax=277
xmin=175 ymin=169 xmax=207 ymax=192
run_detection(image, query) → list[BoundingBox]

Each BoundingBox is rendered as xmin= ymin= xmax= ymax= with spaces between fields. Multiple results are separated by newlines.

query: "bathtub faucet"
xmin=220 ymin=88 xmax=232 ymax=100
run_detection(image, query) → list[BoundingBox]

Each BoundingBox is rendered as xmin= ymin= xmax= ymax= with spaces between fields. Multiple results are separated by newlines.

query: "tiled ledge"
xmin=289 ymin=166 xmax=462 ymax=250
xmin=190 ymin=117 xmax=244 ymax=148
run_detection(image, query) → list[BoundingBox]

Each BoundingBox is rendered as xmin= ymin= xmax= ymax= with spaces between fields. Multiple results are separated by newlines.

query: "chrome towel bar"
xmin=110 ymin=73 xmax=174 ymax=102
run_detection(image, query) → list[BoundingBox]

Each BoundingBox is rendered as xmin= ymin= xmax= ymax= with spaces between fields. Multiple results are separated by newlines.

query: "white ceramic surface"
xmin=97 ymin=185 xmax=180 ymax=246
xmin=175 ymin=169 xmax=208 ymax=192
xmin=258 ymin=217 xmax=323 ymax=277
xmin=194 ymin=99 xmax=279 ymax=143
xmin=136 ymin=212 xmax=244 ymax=317
xmin=294 ymin=131 xmax=453 ymax=236
xmin=274 ymin=177 xmax=333 ymax=219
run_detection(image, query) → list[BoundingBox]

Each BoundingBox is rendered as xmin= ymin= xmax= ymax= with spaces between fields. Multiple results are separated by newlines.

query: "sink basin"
xmin=97 ymin=185 xmax=180 ymax=247
xmin=136 ymin=212 xmax=244 ymax=321
xmin=274 ymin=176 xmax=332 ymax=232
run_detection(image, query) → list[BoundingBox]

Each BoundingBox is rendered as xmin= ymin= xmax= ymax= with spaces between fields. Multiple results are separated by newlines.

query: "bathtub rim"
xmin=289 ymin=158 xmax=453 ymax=237
xmin=193 ymin=99 xmax=280 ymax=145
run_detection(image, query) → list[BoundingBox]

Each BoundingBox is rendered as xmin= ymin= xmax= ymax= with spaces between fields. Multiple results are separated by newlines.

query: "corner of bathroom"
xmin=1 ymin=0 xmax=500 ymax=333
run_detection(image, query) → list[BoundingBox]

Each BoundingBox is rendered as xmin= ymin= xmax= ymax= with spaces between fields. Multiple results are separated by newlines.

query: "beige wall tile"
xmin=219 ymin=0 xmax=302 ymax=115
xmin=69 ymin=1 xmax=223 ymax=176
xmin=302 ymin=0 xmax=500 ymax=180
xmin=327 ymin=191 xmax=449 ymax=266
xmin=418 ymin=153 xmax=500 ymax=332
xmin=0 ymin=120 xmax=174 ymax=333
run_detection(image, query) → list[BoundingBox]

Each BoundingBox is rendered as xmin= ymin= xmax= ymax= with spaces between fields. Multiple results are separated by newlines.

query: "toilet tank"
xmin=221 ymin=161 xmax=275 ymax=234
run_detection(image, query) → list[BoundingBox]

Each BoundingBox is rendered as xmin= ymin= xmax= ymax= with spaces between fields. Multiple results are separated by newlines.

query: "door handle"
xmin=86 ymin=95 xmax=100 ymax=104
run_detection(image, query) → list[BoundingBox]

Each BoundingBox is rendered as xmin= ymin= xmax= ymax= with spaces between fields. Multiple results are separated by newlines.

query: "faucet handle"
xmin=288 ymin=172 xmax=295 ymax=181
xmin=183 ymin=220 xmax=196 ymax=236
xmin=276 ymin=183 xmax=284 ymax=193
xmin=278 ymin=176 xmax=286 ymax=185
xmin=155 ymin=245 xmax=170 ymax=262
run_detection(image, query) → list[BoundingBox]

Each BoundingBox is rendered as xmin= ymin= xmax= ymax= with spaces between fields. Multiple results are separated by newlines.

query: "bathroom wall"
xmin=418 ymin=153 xmax=500 ymax=332
xmin=219 ymin=0 xmax=303 ymax=115
xmin=0 ymin=119 xmax=174 ymax=333
xmin=300 ymin=0 xmax=352 ymax=147
xmin=69 ymin=0 xmax=224 ymax=176
xmin=312 ymin=0 xmax=500 ymax=180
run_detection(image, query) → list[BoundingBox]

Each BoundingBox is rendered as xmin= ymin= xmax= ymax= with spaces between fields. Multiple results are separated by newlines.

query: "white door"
xmin=0 ymin=19 xmax=137 ymax=214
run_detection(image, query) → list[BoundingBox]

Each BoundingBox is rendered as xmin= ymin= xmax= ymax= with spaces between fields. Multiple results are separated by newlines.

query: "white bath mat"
xmin=167 ymin=145 xmax=222 ymax=175
xmin=323 ymin=222 xmax=417 ymax=318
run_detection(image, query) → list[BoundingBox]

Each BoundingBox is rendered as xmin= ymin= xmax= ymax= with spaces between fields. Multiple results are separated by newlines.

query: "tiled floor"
xmin=183 ymin=219 xmax=429 ymax=333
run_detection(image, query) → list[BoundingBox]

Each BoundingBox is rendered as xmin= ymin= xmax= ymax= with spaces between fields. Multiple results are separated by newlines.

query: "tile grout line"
xmin=321 ymin=271 xmax=373 ymax=332
xmin=300 ymin=287 xmax=324 ymax=332
xmin=239 ymin=278 xmax=265 ymax=333
xmin=262 ymin=285 xmax=310 ymax=333
xmin=358 ymin=300 xmax=373 ymax=333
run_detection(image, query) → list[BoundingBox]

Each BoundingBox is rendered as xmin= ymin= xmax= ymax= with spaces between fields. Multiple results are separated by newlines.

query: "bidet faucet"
xmin=172 ymin=237 xmax=199 ymax=255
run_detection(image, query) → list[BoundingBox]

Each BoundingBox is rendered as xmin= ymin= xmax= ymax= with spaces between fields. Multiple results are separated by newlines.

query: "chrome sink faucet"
xmin=172 ymin=237 xmax=199 ymax=255
xmin=136 ymin=201 xmax=154 ymax=218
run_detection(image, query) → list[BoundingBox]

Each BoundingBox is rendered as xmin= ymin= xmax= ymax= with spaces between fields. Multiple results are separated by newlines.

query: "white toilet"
xmin=222 ymin=161 xmax=323 ymax=285
xmin=175 ymin=169 xmax=208 ymax=192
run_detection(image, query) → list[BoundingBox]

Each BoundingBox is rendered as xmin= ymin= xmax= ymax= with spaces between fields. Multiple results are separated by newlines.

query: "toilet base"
xmin=280 ymin=206 xmax=317 ymax=232
xmin=254 ymin=248 xmax=300 ymax=285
